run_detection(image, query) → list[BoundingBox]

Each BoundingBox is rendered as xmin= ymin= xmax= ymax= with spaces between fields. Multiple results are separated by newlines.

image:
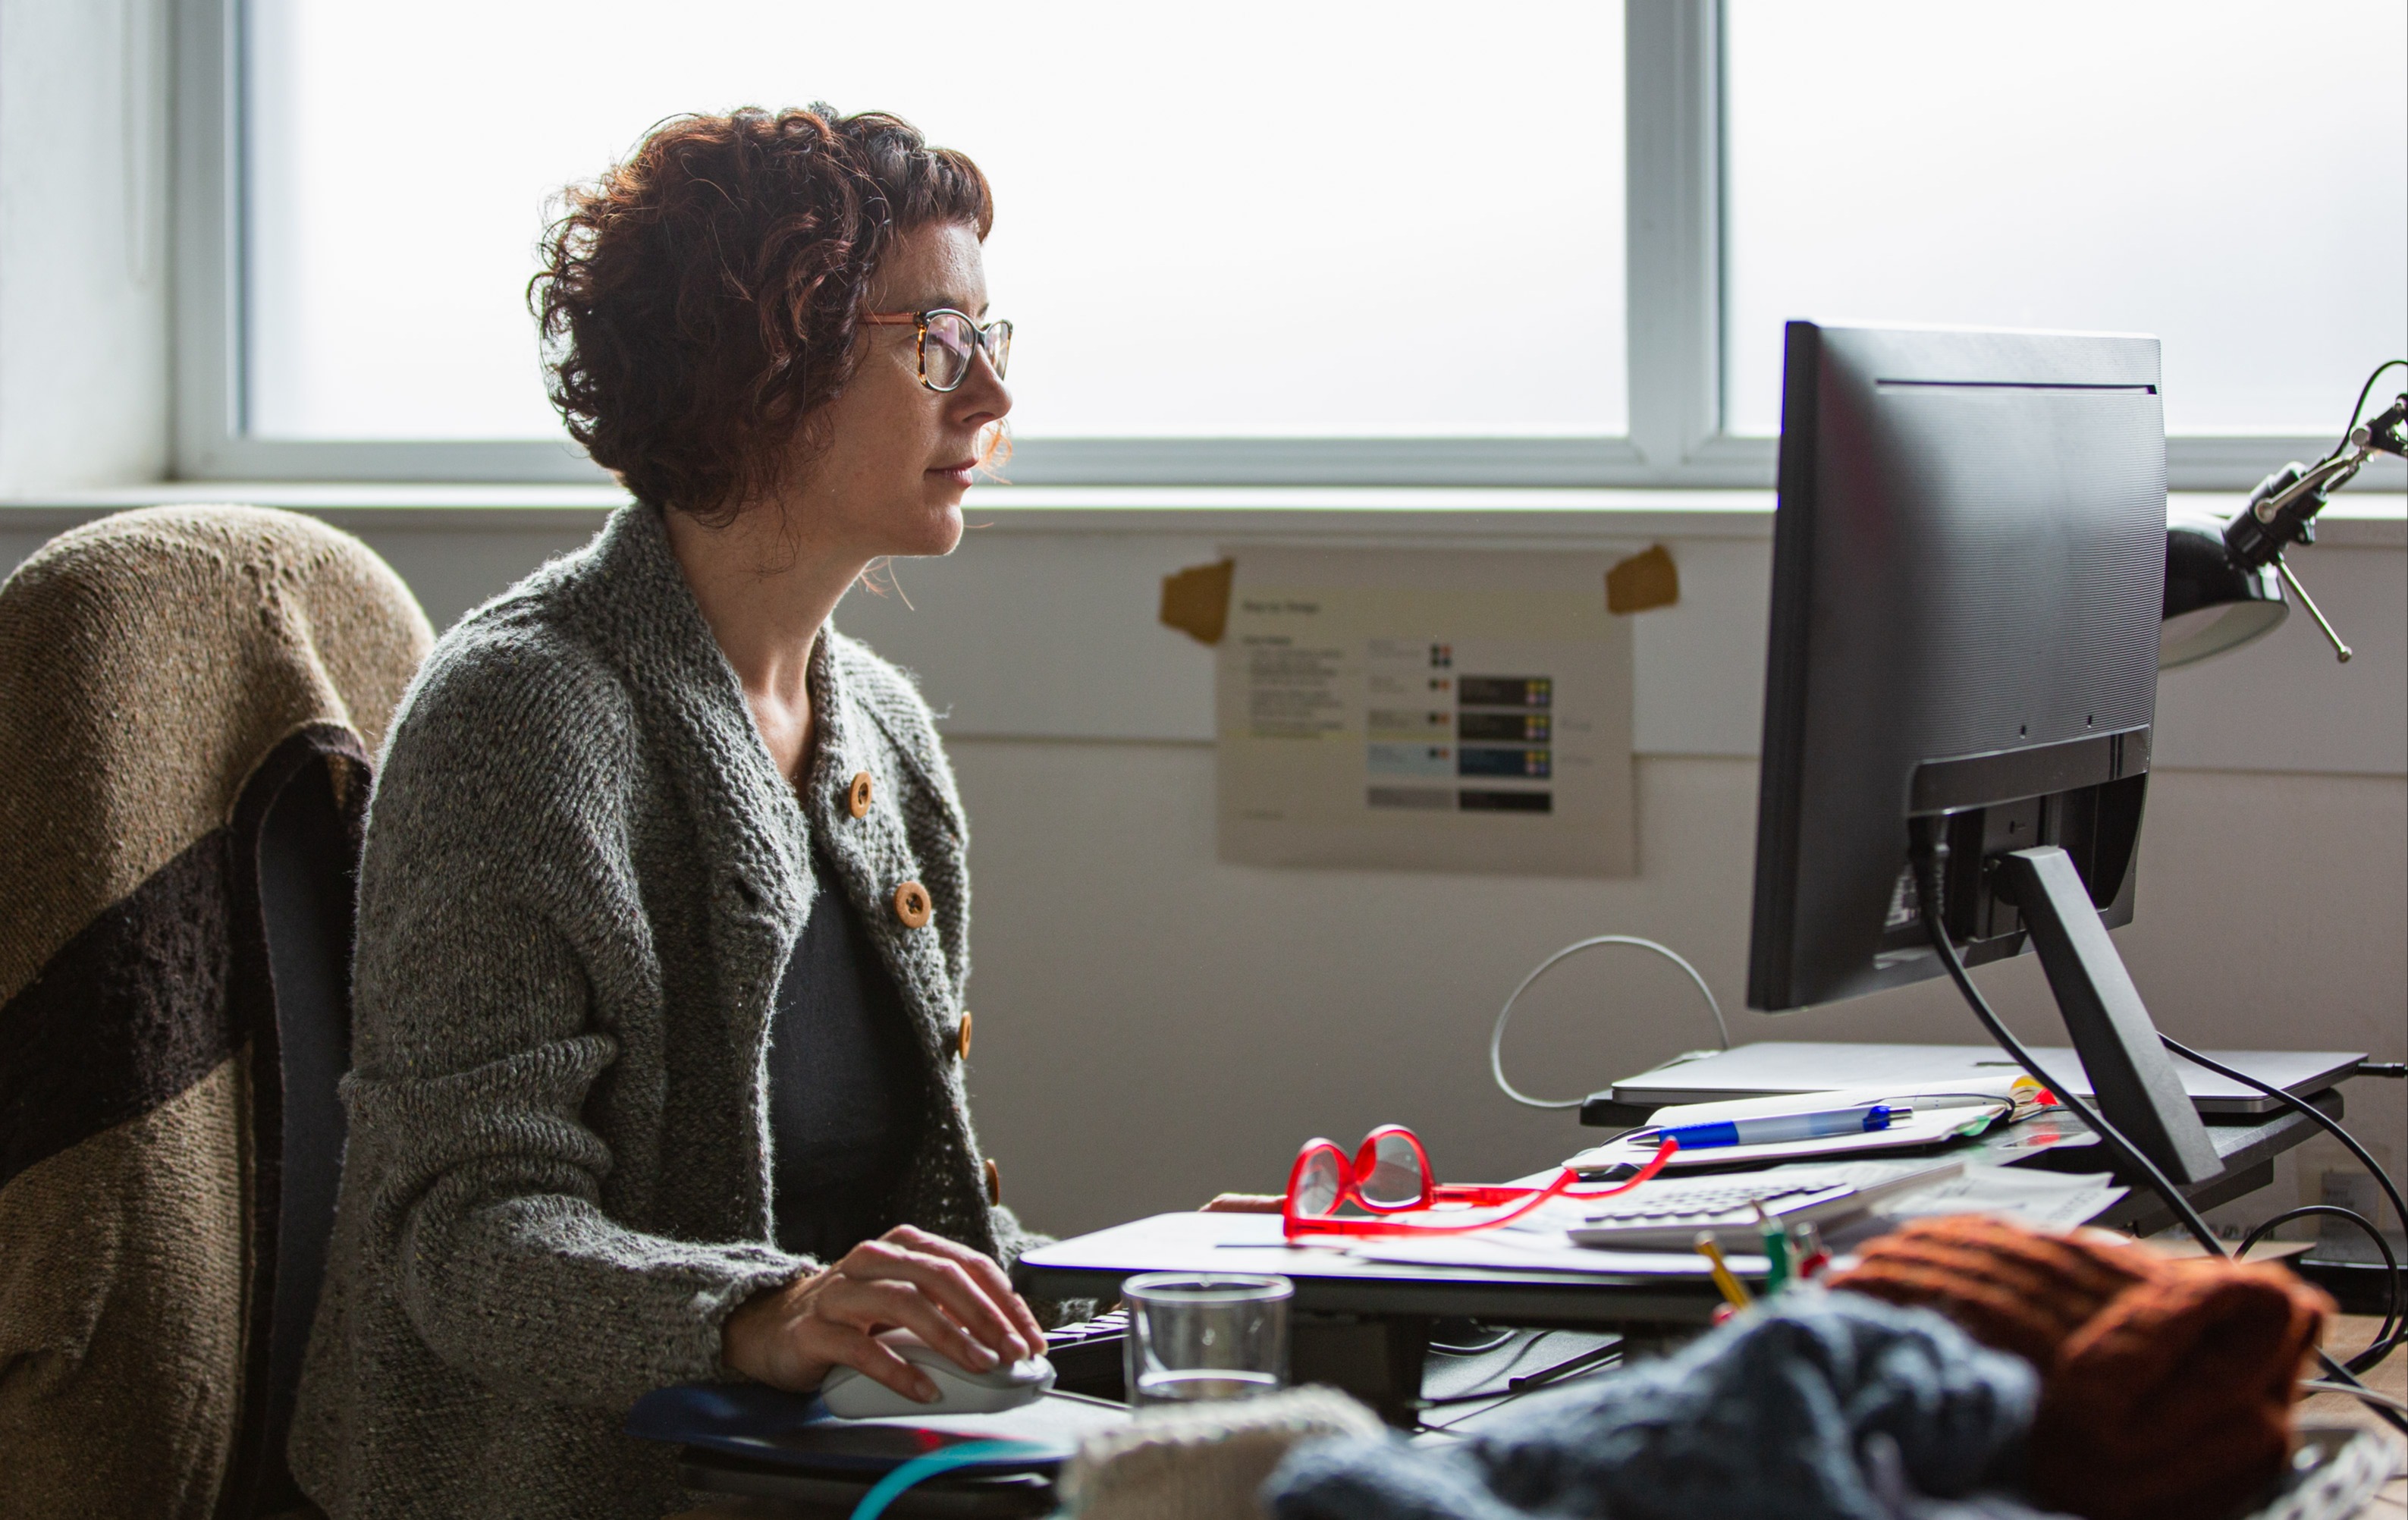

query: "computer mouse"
xmin=818 ymin=1328 xmax=1056 ymax=1419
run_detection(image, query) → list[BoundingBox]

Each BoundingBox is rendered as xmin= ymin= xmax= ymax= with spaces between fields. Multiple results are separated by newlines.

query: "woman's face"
xmin=791 ymin=221 xmax=1008 ymax=559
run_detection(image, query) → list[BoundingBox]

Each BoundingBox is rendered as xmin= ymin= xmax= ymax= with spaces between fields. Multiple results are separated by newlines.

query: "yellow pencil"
xmin=1694 ymin=1231 xmax=1754 ymax=1308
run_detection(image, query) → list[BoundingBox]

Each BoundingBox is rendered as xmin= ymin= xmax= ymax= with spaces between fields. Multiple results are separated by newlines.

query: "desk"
xmin=1012 ymin=1091 xmax=2344 ymax=1417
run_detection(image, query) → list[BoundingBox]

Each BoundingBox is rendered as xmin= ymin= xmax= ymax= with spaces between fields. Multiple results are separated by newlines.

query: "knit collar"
xmin=573 ymin=502 xmax=816 ymax=934
xmin=567 ymin=503 xmax=965 ymax=1104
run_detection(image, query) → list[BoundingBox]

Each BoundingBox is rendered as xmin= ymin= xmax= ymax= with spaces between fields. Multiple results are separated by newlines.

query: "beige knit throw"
xmin=0 ymin=506 xmax=429 ymax=1520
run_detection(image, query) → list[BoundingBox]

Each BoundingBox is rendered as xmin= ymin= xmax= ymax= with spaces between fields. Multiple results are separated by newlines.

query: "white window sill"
xmin=3 ymin=482 xmax=2402 ymax=548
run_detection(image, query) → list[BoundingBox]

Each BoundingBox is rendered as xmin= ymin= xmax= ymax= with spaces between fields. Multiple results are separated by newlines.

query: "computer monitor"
xmin=1744 ymin=322 xmax=2222 ymax=1184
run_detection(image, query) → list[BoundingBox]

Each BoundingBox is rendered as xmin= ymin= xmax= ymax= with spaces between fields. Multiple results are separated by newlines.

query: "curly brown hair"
xmin=532 ymin=106 xmax=994 ymax=523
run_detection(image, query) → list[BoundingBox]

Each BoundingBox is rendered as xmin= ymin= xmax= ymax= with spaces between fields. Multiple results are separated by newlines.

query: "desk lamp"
xmin=2160 ymin=377 xmax=2406 ymax=669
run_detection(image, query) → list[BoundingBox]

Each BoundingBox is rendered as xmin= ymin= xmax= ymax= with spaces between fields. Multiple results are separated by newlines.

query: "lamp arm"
xmin=2230 ymin=394 xmax=2406 ymax=571
xmin=2206 ymin=391 xmax=2403 ymax=667
xmin=2273 ymin=559 xmax=2352 ymax=664
xmin=2253 ymin=444 xmax=2367 ymax=526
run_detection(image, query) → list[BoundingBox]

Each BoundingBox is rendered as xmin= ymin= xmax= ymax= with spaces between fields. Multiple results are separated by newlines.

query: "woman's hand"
xmin=721 ymin=1224 xmax=1049 ymax=1403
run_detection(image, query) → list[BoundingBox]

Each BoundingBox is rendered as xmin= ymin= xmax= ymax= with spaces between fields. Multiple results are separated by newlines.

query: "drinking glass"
xmin=1121 ymin=1272 xmax=1292 ymax=1406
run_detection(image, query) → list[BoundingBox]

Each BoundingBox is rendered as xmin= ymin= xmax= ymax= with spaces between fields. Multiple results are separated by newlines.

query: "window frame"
xmin=172 ymin=0 xmax=2375 ymax=491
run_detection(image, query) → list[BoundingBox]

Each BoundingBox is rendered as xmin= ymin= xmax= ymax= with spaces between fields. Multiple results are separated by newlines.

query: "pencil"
xmin=1750 ymin=1200 xmax=1791 ymax=1292
xmin=1694 ymin=1231 xmax=1753 ymax=1308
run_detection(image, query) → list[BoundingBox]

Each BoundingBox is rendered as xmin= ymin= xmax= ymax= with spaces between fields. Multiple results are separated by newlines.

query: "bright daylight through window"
xmin=1723 ymin=0 xmax=2407 ymax=438
xmin=244 ymin=2 xmax=1628 ymax=444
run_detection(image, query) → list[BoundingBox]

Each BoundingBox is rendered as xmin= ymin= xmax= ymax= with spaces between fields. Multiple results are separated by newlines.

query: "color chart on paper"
xmin=1216 ymin=548 xmax=1634 ymax=877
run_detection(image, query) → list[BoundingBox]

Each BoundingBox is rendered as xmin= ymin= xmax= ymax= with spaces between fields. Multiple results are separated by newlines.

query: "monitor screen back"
xmin=1747 ymin=323 xmax=2165 ymax=1012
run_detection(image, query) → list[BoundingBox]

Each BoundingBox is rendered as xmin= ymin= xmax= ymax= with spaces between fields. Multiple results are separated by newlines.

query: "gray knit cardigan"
xmin=289 ymin=504 xmax=1041 ymax=1519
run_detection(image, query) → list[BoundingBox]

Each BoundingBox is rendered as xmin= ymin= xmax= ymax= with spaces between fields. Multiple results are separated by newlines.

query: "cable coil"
xmin=1489 ymin=936 xmax=1729 ymax=1110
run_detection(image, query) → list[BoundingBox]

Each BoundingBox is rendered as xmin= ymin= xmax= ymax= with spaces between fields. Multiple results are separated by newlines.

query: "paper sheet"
xmin=1567 ymin=1107 xmax=2002 ymax=1170
xmin=1346 ymin=1162 xmax=2125 ymax=1270
xmin=1867 ymin=1165 xmax=2127 ymax=1230
xmin=1215 ymin=548 xmax=1634 ymax=876
xmin=1348 ymin=1230 xmax=1758 ymax=1277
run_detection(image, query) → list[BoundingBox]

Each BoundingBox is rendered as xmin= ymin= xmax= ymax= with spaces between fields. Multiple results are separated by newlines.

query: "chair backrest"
xmin=240 ymin=736 xmax=366 ymax=1517
xmin=0 ymin=506 xmax=430 ymax=1520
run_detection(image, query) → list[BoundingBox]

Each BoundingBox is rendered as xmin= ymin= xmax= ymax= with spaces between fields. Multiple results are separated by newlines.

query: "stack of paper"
xmin=1340 ymin=1163 xmax=2126 ymax=1271
xmin=1567 ymin=1074 xmax=2047 ymax=1172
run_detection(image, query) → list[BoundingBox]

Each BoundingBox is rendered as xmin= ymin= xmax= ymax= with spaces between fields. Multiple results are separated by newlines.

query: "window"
xmin=184 ymin=0 xmax=2402 ymax=486
xmin=1723 ymin=0 xmax=2407 ymax=438
xmin=238 ymin=2 xmax=1626 ymax=448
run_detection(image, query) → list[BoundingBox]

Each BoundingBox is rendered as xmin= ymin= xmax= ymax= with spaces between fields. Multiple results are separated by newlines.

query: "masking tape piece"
xmin=1606 ymin=544 xmax=1679 ymax=615
xmin=1160 ymin=557 xmax=1236 ymax=645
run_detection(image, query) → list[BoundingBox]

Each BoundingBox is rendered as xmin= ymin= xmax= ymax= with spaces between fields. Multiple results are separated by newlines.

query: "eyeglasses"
xmin=860 ymin=307 xmax=1012 ymax=392
xmin=1282 ymin=1123 xmax=1678 ymax=1241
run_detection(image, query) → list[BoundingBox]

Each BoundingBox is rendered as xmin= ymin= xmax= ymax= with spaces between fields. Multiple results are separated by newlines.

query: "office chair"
xmin=0 ymin=505 xmax=431 ymax=1519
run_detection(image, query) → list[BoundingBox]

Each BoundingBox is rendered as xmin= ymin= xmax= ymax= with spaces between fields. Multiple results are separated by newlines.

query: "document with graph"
xmin=1216 ymin=547 xmax=1634 ymax=876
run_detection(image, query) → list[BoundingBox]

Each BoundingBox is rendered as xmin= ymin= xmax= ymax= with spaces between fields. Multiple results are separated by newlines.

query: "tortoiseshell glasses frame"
xmin=859 ymin=307 xmax=1012 ymax=393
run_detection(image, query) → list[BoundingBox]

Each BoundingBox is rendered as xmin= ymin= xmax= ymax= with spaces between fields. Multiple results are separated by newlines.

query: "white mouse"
xmin=818 ymin=1327 xmax=1056 ymax=1418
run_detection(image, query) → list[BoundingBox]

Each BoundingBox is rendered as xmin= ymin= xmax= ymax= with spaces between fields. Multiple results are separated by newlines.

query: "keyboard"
xmin=1043 ymin=1310 xmax=1129 ymax=1399
xmin=1567 ymin=1160 xmax=1962 ymax=1250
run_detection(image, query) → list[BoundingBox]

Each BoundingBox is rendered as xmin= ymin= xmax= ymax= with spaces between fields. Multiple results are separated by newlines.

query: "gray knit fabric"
xmin=288 ymin=503 xmax=1041 ymax=1520
xmin=1264 ymin=1291 xmax=2043 ymax=1520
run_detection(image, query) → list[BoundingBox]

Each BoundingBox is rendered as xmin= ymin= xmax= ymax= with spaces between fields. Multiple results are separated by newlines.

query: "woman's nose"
xmin=953 ymin=353 xmax=1011 ymax=426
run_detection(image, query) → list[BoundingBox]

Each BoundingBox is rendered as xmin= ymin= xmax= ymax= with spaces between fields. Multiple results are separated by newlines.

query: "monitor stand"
xmin=1995 ymin=845 xmax=2224 ymax=1186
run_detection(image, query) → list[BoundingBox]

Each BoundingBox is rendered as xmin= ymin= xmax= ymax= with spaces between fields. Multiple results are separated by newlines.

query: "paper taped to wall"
xmin=1215 ymin=547 xmax=1634 ymax=876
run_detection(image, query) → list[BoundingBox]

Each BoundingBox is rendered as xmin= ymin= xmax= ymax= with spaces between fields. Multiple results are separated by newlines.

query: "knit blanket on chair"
xmin=0 ymin=506 xmax=429 ymax=1520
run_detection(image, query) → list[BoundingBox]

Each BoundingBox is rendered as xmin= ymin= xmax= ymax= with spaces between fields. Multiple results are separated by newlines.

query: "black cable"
xmin=2237 ymin=1205 xmax=2400 ymax=1372
xmin=1427 ymin=1327 xmax=1520 ymax=1356
xmin=1905 ymin=821 xmax=2408 ymax=1435
xmin=2162 ymin=1033 xmax=2408 ymax=1365
xmin=2164 ymin=1037 xmax=2408 ymax=1250
xmin=2328 ymin=358 xmax=2406 ymax=461
xmin=1414 ymin=1330 xmax=1572 ymax=1427
xmin=1907 ymin=823 xmax=2218 ymax=1253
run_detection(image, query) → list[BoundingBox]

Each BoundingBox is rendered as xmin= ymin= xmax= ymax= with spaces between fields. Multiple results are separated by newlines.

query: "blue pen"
xmin=1650 ymin=1104 xmax=1907 ymax=1151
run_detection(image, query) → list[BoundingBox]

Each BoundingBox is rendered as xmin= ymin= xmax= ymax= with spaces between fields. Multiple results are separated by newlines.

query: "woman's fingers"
xmin=841 ymin=1238 xmax=1031 ymax=1360
xmin=818 ymin=1276 xmax=1002 ymax=1376
xmin=887 ymin=1227 xmax=1050 ymax=1352
xmin=736 ymin=1227 xmax=1053 ymax=1405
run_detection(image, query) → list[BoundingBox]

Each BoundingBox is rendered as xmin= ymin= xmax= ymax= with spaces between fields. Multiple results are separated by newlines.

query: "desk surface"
xmin=1012 ymin=1094 xmax=2344 ymax=1329
xmin=2298 ymin=1314 xmax=2408 ymax=1514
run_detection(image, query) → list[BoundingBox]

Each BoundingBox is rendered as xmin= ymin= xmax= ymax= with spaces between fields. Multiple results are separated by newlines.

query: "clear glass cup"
xmin=1122 ymin=1272 xmax=1292 ymax=1406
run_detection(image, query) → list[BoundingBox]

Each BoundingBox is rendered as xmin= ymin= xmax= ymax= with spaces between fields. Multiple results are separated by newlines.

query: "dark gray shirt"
xmin=766 ymin=850 xmax=919 ymax=1263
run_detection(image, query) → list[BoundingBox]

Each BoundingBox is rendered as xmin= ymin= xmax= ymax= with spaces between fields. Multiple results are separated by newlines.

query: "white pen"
xmin=1881 ymin=1094 xmax=2014 ymax=1112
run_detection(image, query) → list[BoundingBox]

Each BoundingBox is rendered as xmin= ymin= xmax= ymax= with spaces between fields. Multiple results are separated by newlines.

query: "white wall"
xmin=6 ymin=494 xmax=2401 ymax=1242
xmin=0 ymin=0 xmax=171 ymax=491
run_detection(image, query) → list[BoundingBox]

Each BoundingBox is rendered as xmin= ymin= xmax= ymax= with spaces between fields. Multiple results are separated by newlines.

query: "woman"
xmin=291 ymin=107 xmax=1047 ymax=1520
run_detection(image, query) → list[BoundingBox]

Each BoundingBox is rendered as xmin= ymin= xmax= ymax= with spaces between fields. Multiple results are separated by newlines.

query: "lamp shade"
xmin=2161 ymin=517 xmax=2286 ymax=669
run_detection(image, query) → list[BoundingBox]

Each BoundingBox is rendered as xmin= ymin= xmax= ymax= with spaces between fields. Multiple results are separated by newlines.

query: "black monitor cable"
xmin=2233 ymin=1207 xmax=2397 ymax=1371
xmin=2162 ymin=1035 xmax=2406 ymax=1372
xmin=1905 ymin=819 xmax=2408 ymax=1436
xmin=2327 ymin=358 xmax=2405 ymax=463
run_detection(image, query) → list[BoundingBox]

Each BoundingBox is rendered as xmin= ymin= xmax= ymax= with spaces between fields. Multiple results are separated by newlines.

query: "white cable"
xmin=1489 ymin=936 xmax=1730 ymax=1110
